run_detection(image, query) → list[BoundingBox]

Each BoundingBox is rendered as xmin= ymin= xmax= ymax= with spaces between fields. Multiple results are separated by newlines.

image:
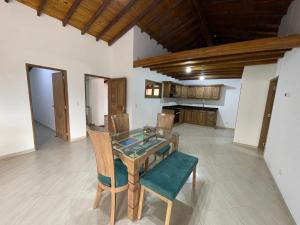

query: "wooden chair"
xmin=155 ymin=113 xmax=175 ymax=159
xmin=111 ymin=113 xmax=130 ymax=133
xmin=138 ymin=151 xmax=198 ymax=225
xmin=87 ymin=128 xmax=128 ymax=225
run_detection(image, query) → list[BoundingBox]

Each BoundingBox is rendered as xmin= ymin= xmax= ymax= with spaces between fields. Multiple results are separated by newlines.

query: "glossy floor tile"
xmin=0 ymin=124 xmax=296 ymax=225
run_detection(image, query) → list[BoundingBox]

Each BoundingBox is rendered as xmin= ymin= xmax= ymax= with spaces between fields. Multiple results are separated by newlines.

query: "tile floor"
xmin=0 ymin=124 xmax=296 ymax=225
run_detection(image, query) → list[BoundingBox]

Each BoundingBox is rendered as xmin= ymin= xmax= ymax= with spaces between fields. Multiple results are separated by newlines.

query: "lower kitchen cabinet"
xmin=182 ymin=109 xmax=217 ymax=127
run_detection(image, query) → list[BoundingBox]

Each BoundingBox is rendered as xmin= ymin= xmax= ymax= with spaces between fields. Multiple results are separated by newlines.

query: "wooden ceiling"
xmin=134 ymin=35 xmax=300 ymax=80
xmin=8 ymin=0 xmax=292 ymax=51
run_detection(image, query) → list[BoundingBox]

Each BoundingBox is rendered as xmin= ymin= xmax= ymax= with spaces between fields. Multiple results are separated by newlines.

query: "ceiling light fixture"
xmin=199 ymin=76 xmax=205 ymax=81
xmin=185 ymin=67 xmax=192 ymax=73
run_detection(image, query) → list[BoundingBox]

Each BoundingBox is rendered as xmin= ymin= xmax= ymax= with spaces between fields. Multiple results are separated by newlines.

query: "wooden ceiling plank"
xmin=81 ymin=0 xmax=110 ymax=35
xmin=37 ymin=0 xmax=47 ymax=16
xmin=134 ymin=35 xmax=300 ymax=68
xmin=96 ymin=0 xmax=137 ymax=41
xmin=109 ymin=0 xmax=160 ymax=46
xmin=178 ymin=75 xmax=242 ymax=80
xmin=144 ymin=0 xmax=185 ymax=31
xmin=191 ymin=0 xmax=213 ymax=46
xmin=62 ymin=0 xmax=83 ymax=27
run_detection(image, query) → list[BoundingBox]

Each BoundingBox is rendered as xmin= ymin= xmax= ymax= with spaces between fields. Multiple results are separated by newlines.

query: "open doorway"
xmin=85 ymin=74 xmax=109 ymax=131
xmin=258 ymin=77 xmax=278 ymax=151
xmin=26 ymin=64 xmax=70 ymax=150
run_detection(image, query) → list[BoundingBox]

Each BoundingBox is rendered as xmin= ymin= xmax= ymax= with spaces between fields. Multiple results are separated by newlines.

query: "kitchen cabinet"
xmin=206 ymin=111 xmax=217 ymax=127
xmin=187 ymin=86 xmax=196 ymax=98
xmin=163 ymin=82 xmax=171 ymax=98
xmin=173 ymin=85 xmax=182 ymax=97
xmin=181 ymin=86 xmax=188 ymax=98
xmin=183 ymin=110 xmax=192 ymax=123
xmin=195 ymin=86 xmax=205 ymax=98
xmin=211 ymin=86 xmax=221 ymax=100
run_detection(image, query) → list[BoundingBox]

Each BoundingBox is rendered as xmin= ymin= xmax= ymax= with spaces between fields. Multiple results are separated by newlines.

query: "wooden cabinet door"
xmin=211 ymin=87 xmax=220 ymax=100
xmin=191 ymin=110 xmax=199 ymax=124
xmin=184 ymin=110 xmax=192 ymax=122
xmin=206 ymin=111 xmax=217 ymax=127
xmin=195 ymin=86 xmax=204 ymax=98
xmin=175 ymin=85 xmax=182 ymax=97
xmin=163 ymin=82 xmax=171 ymax=98
xmin=203 ymin=87 xmax=212 ymax=99
xmin=187 ymin=87 xmax=196 ymax=98
xmin=181 ymin=86 xmax=188 ymax=98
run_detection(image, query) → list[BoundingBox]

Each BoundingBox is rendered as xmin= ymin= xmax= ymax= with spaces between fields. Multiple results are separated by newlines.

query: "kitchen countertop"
xmin=163 ymin=105 xmax=218 ymax=112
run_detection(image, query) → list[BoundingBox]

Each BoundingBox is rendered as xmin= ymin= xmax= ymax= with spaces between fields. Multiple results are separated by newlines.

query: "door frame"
xmin=84 ymin=74 xmax=110 ymax=127
xmin=25 ymin=63 xmax=71 ymax=149
xmin=258 ymin=76 xmax=278 ymax=151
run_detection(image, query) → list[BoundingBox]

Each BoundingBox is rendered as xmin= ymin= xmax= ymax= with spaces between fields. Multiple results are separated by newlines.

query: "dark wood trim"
xmin=108 ymin=0 xmax=160 ymax=46
xmin=37 ymin=0 xmax=47 ymax=16
xmin=25 ymin=64 xmax=71 ymax=150
xmin=96 ymin=0 xmax=137 ymax=41
xmin=81 ymin=0 xmax=110 ymax=35
xmin=62 ymin=0 xmax=83 ymax=26
xmin=84 ymin=73 xmax=110 ymax=80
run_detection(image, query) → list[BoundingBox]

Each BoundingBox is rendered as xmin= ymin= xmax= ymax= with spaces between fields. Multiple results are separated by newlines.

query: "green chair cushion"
xmin=98 ymin=159 xmax=128 ymax=187
xmin=140 ymin=151 xmax=198 ymax=201
xmin=155 ymin=144 xmax=171 ymax=156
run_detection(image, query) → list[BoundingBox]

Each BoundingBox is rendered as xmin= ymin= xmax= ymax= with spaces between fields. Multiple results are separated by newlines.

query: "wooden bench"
xmin=138 ymin=151 xmax=198 ymax=225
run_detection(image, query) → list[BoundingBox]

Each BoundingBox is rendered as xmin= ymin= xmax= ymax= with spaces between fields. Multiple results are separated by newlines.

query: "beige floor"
xmin=0 ymin=124 xmax=296 ymax=225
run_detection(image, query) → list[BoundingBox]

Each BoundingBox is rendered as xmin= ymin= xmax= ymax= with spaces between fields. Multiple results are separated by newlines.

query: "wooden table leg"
xmin=172 ymin=132 xmax=180 ymax=151
xmin=127 ymin=164 xmax=140 ymax=221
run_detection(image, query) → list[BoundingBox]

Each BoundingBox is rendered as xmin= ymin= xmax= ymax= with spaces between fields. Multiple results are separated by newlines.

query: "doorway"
xmin=85 ymin=74 xmax=110 ymax=131
xmin=26 ymin=64 xmax=70 ymax=149
xmin=258 ymin=77 xmax=278 ymax=151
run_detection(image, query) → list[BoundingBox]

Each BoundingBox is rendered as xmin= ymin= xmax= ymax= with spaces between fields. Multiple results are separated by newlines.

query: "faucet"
xmin=201 ymin=99 xmax=205 ymax=108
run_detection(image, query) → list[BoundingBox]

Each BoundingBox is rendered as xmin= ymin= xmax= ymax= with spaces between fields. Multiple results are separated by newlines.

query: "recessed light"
xmin=199 ymin=76 xmax=205 ymax=81
xmin=185 ymin=67 xmax=192 ymax=73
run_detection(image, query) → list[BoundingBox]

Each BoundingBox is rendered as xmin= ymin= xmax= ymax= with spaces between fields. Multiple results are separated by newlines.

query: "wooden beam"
xmin=148 ymin=50 xmax=285 ymax=69
xmin=150 ymin=55 xmax=283 ymax=71
xmin=81 ymin=0 xmax=110 ymax=35
xmin=62 ymin=0 xmax=83 ymax=27
xmin=190 ymin=0 xmax=213 ymax=46
xmin=37 ymin=0 xmax=47 ymax=16
xmin=133 ymin=35 xmax=300 ymax=68
xmin=109 ymin=0 xmax=160 ymax=46
xmin=177 ymin=75 xmax=242 ymax=80
xmin=156 ymin=59 xmax=277 ymax=73
xmin=96 ymin=0 xmax=137 ymax=41
xmin=170 ymin=69 xmax=244 ymax=77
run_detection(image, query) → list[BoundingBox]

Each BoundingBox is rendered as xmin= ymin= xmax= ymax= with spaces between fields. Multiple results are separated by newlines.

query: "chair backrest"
xmin=156 ymin=113 xmax=175 ymax=131
xmin=111 ymin=113 xmax=130 ymax=133
xmin=87 ymin=128 xmax=116 ymax=187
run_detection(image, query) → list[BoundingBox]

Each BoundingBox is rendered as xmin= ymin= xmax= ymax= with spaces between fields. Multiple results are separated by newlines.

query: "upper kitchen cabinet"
xmin=163 ymin=82 xmax=222 ymax=100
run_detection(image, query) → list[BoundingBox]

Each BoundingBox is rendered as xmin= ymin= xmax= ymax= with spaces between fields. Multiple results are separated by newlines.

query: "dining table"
xmin=111 ymin=127 xmax=180 ymax=221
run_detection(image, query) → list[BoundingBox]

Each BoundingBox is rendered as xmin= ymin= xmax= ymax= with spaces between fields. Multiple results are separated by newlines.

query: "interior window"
xmin=145 ymin=80 xmax=162 ymax=98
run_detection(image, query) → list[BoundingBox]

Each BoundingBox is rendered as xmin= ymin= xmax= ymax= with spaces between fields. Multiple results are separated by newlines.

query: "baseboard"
xmin=0 ymin=149 xmax=35 ymax=160
xmin=233 ymin=141 xmax=258 ymax=149
xmin=71 ymin=136 xmax=86 ymax=142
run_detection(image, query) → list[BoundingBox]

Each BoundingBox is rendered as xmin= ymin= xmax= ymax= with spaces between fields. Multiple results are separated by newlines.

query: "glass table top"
xmin=111 ymin=127 xmax=171 ymax=159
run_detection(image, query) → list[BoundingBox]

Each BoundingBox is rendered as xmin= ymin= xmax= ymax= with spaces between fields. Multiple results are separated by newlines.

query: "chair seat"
xmin=155 ymin=144 xmax=171 ymax=156
xmin=98 ymin=159 xmax=128 ymax=187
xmin=140 ymin=151 xmax=198 ymax=200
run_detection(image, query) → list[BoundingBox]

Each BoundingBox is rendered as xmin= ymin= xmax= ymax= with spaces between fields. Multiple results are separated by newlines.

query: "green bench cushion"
xmin=155 ymin=144 xmax=171 ymax=156
xmin=140 ymin=151 xmax=198 ymax=201
xmin=98 ymin=159 xmax=128 ymax=187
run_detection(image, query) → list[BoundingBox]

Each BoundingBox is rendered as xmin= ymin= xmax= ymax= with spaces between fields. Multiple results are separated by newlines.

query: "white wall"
xmin=179 ymin=79 xmax=241 ymax=129
xmin=133 ymin=27 xmax=168 ymax=60
xmin=265 ymin=1 xmax=300 ymax=224
xmin=233 ymin=64 xmax=277 ymax=147
xmin=29 ymin=68 xmax=56 ymax=130
xmin=87 ymin=77 xmax=108 ymax=126
xmin=0 ymin=2 xmax=111 ymax=156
